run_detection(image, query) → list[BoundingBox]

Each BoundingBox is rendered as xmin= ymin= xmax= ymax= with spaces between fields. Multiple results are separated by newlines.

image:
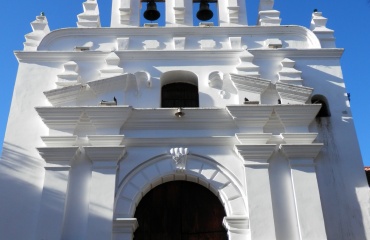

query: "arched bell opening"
xmin=193 ymin=0 xmax=219 ymax=26
xmin=311 ymin=94 xmax=331 ymax=118
xmin=140 ymin=0 xmax=166 ymax=26
xmin=133 ymin=181 xmax=228 ymax=239
xmin=161 ymin=70 xmax=199 ymax=108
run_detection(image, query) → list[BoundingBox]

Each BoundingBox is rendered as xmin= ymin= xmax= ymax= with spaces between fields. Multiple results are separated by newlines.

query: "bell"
xmin=143 ymin=0 xmax=161 ymax=21
xmin=196 ymin=0 xmax=213 ymax=21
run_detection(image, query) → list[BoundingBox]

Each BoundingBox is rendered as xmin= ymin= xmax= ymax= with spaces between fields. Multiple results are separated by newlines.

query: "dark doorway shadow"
xmin=134 ymin=181 xmax=227 ymax=240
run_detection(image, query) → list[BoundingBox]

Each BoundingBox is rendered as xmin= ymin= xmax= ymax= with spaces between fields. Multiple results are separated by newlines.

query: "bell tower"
xmin=111 ymin=0 xmax=247 ymax=27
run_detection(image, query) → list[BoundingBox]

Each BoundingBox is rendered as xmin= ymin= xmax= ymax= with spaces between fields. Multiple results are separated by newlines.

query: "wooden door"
xmin=134 ymin=181 xmax=227 ymax=240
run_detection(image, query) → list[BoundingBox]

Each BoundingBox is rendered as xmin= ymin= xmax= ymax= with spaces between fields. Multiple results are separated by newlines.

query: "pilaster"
xmin=280 ymin=144 xmax=327 ymax=240
xmin=85 ymin=146 xmax=126 ymax=240
xmin=234 ymin=144 xmax=277 ymax=240
xmin=112 ymin=218 xmax=138 ymax=240
xmin=35 ymin=147 xmax=80 ymax=240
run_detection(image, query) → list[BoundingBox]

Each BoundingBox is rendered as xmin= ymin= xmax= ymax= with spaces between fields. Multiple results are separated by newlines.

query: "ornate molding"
xmin=37 ymin=147 xmax=80 ymax=168
xmin=226 ymin=105 xmax=274 ymax=129
xmin=99 ymin=52 xmax=123 ymax=78
xmin=223 ymin=216 xmax=250 ymax=234
xmin=170 ymin=147 xmax=189 ymax=172
xmin=236 ymin=50 xmax=260 ymax=77
xmin=235 ymin=133 xmax=273 ymax=144
xmin=276 ymin=82 xmax=313 ymax=104
xmin=230 ymin=74 xmax=271 ymax=94
xmin=23 ymin=14 xmax=50 ymax=51
xmin=113 ymin=218 xmax=138 ymax=234
xmin=84 ymin=146 xmax=126 ymax=168
xmin=234 ymin=144 xmax=276 ymax=165
xmin=279 ymin=144 xmax=323 ymax=159
xmin=41 ymin=136 xmax=78 ymax=147
xmin=43 ymin=84 xmax=86 ymax=106
xmin=87 ymin=135 xmax=124 ymax=146
xmin=281 ymin=133 xmax=318 ymax=144
xmin=278 ymin=58 xmax=303 ymax=85
xmin=56 ymin=61 xmax=81 ymax=87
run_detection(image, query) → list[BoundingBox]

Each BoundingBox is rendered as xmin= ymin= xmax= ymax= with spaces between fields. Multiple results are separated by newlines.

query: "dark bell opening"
xmin=196 ymin=1 xmax=214 ymax=21
xmin=143 ymin=0 xmax=161 ymax=21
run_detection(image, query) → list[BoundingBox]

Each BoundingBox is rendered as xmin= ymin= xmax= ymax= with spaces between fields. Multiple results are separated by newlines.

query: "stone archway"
xmin=134 ymin=180 xmax=227 ymax=240
xmin=114 ymin=154 xmax=250 ymax=240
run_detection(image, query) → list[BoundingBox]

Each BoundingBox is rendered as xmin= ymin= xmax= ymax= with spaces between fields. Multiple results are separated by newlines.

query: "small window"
xmin=311 ymin=95 xmax=331 ymax=117
xmin=161 ymin=82 xmax=199 ymax=108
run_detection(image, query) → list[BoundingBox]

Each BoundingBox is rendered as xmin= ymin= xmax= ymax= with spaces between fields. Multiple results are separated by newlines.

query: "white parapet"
xmin=77 ymin=0 xmax=101 ymax=28
xmin=23 ymin=13 xmax=50 ymax=51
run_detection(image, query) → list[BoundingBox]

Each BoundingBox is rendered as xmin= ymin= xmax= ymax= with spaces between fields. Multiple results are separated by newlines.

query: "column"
xmin=85 ymin=146 xmax=126 ymax=240
xmin=112 ymin=218 xmax=138 ymax=240
xmin=280 ymin=144 xmax=327 ymax=240
xmin=234 ymin=144 xmax=277 ymax=240
xmin=36 ymin=147 xmax=80 ymax=240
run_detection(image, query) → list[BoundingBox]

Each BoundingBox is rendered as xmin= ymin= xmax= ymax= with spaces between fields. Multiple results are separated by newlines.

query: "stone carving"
xmin=170 ymin=147 xmax=189 ymax=172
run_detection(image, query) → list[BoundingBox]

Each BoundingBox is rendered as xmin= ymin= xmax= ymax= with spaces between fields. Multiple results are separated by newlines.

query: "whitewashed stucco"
xmin=1 ymin=1 xmax=369 ymax=240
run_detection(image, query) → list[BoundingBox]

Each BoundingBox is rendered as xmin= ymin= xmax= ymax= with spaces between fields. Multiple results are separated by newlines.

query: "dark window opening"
xmin=161 ymin=82 xmax=199 ymax=108
xmin=134 ymin=181 xmax=227 ymax=240
xmin=311 ymin=95 xmax=331 ymax=117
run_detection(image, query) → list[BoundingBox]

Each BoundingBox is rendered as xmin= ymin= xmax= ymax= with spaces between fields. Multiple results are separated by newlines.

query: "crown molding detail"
xmin=87 ymin=135 xmax=124 ymax=146
xmin=230 ymin=74 xmax=271 ymax=94
xmin=235 ymin=133 xmax=273 ymax=144
xmin=84 ymin=146 xmax=126 ymax=168
xmin=236 ymin=50 xmax=260 ymax=77
xmin=223 ymin=216 xmax=250 ymax=234
xmin=279 ymin=144 xmax=323 ymax=159
xmin=281 ymin=133 xmax=318 ymax=144
xmin=226 ymin=105 xmax=274 ymax=129
xmin=43 ymin=84 xmax=86 ymax=106
xmin=36 ymin=106 xmax=132 ymax=132
xmin=234 ymin=144 xmax=276 ymax=164
xmin=276 ymin=82 xmax=313 ymax=104
xmin=113 ymin=218 xmax=138 ymax=234
xmin=41 ymin=136 xmax=78 ymax=147
xmin=37 ymin=147 xmax=80 ymax=167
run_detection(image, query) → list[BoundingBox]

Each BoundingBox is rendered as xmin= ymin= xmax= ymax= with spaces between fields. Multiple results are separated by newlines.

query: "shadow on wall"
xmin=0 ymin=142 xmax=44 ymax=239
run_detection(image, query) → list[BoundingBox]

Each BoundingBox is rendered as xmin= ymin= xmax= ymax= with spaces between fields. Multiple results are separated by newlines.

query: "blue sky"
xmin=1 ymin=0 xmax=370 ymax=165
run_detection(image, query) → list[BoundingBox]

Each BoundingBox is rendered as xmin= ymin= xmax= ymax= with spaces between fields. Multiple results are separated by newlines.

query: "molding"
xmin=87 ymin=135 xmax=124 ymax=146
xmin=43 ymin=84 xmax=86 ymax=106
xmin=281 ymin=133 xmax=318 ymax=144
xmin=279 ymin=144 xmax=323 ymax=159
xmin=278 ymin=58 xmax=303 ymax=85
xmin=37 ymin=147 xmax=80 ymax=167
xmin=84 ymin=146 xmax=126 ymax=168
xmin=35 ymin=106 xmax=133 ymax=131
xmin=123 ymin=137 xmax=237 ymax=147
xmin=276 ymin=82 xmax=313 ymax=104
xmin=41 ymin=136 xmax=78 ymax=147
xmin=223 ymin=216 xmax=250 ymax=233
xmin=235 ymin=133 xmax=273 ymax=144
xmin=226 ymin=105 xmax=274 ymax=129
xmin=123 ymin=108 xmax=236 ymax=130
xmin=234 ymin=144 xmax=276 ymax=164
xmin=36 ymin=25 xmax=321 ymax=49
xmin=230 ymin=74 xmax=271 ymax=93
xmin=113 ymin=218 xmax=138 ymax=233
xmin=274 ymin=104 xmax=321 ymax=131
xmin=250 ymin=48 xmax=344 ymax=59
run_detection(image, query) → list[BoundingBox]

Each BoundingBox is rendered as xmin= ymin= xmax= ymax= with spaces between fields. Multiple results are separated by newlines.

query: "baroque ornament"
xmin=170 ymin=147 xmax=189 ymax=172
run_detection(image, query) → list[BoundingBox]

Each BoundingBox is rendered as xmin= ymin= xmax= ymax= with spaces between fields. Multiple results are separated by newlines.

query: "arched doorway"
xmin=134 ymin=181 xmax=227 ymax=240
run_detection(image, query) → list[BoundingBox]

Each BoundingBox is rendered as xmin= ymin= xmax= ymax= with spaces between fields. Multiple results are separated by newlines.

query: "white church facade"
xmin=1 ymin=0 xmax=369 ymax=239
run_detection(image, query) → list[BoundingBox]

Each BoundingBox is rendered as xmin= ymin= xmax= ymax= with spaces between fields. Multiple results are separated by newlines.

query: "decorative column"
xmin=85 ymin=146 xmax=126 ymax=240
xmin=112 ymin=218 xmax=138 ymax=240
xmin=280 ymin=144 xmax=327 ymax=240
xmin=36 ymin=147 xmax=80 ymax=240
xmin=234 ymin=144 xmax=277 ymax=240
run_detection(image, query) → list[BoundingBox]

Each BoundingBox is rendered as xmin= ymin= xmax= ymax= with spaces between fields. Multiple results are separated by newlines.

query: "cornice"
xmin=229 ymin=74 xmax=271 ymax=94
xmin=37 ymin=147 xmax=80 ymax=166
xmin=15 ymin=50 xmax=242 ymax=62
xmin=87 ymin=135 xmax=124 ymax=146
xmin=36 ymin=25 xmax=320 ymax=49
xmin=234 ymin=144 xmax=276 ymax=164
xmin=123 ymin=137 xmax=237 ymax=147
xmin=281 ymin=133 xmax=318 ymax=144
xmin=35 ymin=106 xmax=133 ymax=130
xmin=41 ymin=136 xmax=78 ymax=147
xmin=43 ymin=84 xmax=85 ymax=106
xmin=226 ymin=105 xmax=274 ymax=129
xmin=84 ymin=146 xmax=126 ymax=166
xmin=250 ymin=48 xmax=344 ymax=59
xmin=235 ymin=133 xmax=273 ymax=144
xmin=279 ymin=144 xmax=323 ymax=159
xmin=276 ymin=82 xmax=313 ymax=104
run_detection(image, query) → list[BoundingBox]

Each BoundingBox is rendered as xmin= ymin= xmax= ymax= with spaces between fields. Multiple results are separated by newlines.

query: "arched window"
xmin=134 ymin=181 xmax=227 ymax=240
xmin=161 ymin=70 xmax=199 ymax=108
xmin=311 ymin=95 xmax=331 ymax=117
xmin=161 ymin=82 xmax=199 ymax=108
